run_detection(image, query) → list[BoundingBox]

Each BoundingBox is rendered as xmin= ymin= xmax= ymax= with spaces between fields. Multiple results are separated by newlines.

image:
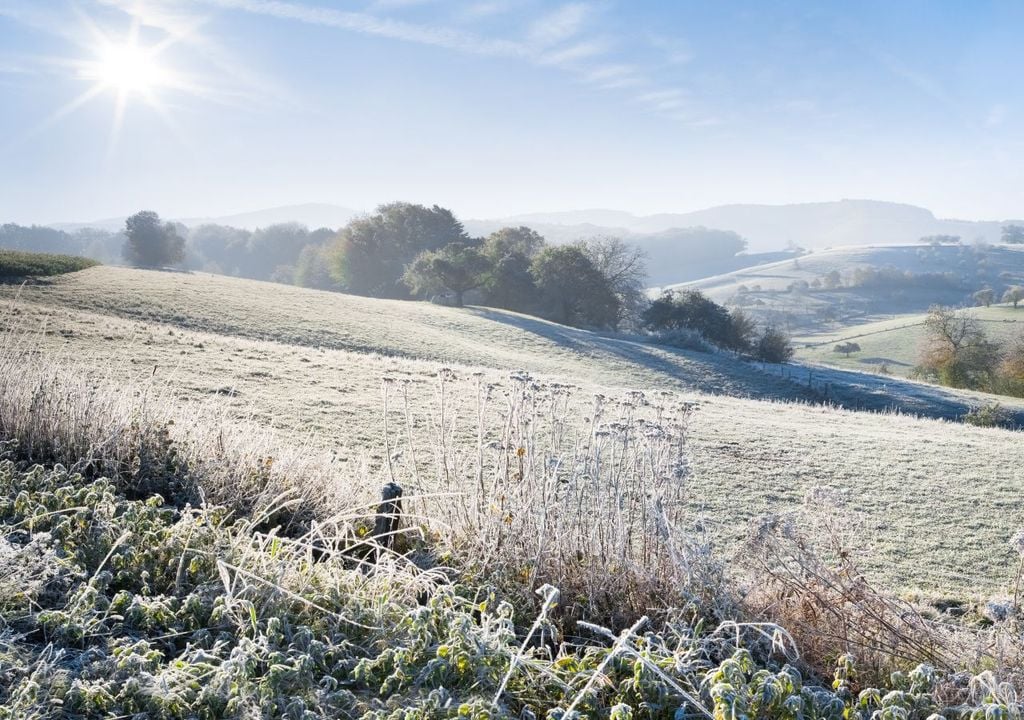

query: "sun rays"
xmin=7 ymin=5 xmax=207 ymax=157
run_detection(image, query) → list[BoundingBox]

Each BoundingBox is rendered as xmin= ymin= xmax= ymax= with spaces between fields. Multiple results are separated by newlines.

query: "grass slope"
xmin=3 ymin=266 xmax=1024 ymax=598
xmin=794 ymin=304 xmax=1024 ymax=378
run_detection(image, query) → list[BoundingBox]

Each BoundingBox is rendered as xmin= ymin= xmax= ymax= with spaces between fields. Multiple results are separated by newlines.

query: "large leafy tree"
xmin=122 ymin=211 xmax=185 ymax=268
xmin=530 ymin=245 xmax=620 ymax=328
xmin=480 ymin=227 xmax=547 ymax=313
xmin=293 ymin=244 xmax=335 ymax=290
xmin=327 ymin=202 xmax=468 ymax=298
xmin=483 ymin=226 xmax=546 ymax=260
xmin=403 ymin=242 xmax=493 ymax=306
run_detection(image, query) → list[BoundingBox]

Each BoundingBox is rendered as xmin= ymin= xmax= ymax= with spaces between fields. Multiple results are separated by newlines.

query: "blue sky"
xmin=0 ymin=0 xmax=1021 ymax=224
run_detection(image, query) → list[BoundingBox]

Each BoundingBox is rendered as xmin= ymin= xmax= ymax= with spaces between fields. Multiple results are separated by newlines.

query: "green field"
xmin=3 ymin=265 xmax=1024 ymax=602
xmin=794 ymin=304 xmax=1024 ymax=377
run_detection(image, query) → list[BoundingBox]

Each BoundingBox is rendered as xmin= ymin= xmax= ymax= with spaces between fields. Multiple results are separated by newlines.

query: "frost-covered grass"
xmin=2 ymin=267 xmax=1024 ymax=601
xmin=6 ymin=459 xmax=1021 ymax=719
xmin=5 ymin=297 xmax=1024 ymax=715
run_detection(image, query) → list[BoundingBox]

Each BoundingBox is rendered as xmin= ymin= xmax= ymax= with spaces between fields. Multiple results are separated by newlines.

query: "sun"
xmin=85 ymin=40 xmax=168 ymax=95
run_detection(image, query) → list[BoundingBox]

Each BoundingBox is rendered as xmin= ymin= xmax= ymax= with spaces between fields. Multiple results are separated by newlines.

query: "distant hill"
xmin=472 ymin=199 xmax=1019 ymax=254
xmin=51 ymin=203 xmax=359 ymax=233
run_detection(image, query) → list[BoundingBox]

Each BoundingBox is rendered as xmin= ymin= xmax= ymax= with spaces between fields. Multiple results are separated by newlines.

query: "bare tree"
xmin=1002 ymin=285 xmax=1024 ymax=308
xmin=580 ymin=236 xmax=648 ymax=331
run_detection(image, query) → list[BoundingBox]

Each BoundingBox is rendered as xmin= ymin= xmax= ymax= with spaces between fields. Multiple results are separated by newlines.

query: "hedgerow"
xmin=0 ymin=249 xmax=98 ymax=278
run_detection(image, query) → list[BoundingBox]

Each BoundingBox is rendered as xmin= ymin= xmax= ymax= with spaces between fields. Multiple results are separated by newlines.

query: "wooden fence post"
xmin=373 ymin=481 xmax=403 ymax=561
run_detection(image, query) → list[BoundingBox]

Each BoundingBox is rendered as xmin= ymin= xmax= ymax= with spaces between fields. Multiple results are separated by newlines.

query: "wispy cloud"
xmin=31 ymin=0 xmax=708 ymax=125
xmin=649 ymin=34 xmax=692 ymax=66
xmin=527 ymin=2 xmax=590 ymax=48
xmin=872 ymin=49 xmax=952 ymax=106
xmin=635 ymin=88 xmax=688 ymax=111
xmin=456 ymin=2 xmax=512 ymax=22
xmin=585 ymin=63 xmax=643 ymax=89
xmin=538 ymin=38 xmax=609 ymax=68
xmin=0 ymin=58 xmax=35 ymax=75
xmin=199 ymin=0 xmax=528 ymax=58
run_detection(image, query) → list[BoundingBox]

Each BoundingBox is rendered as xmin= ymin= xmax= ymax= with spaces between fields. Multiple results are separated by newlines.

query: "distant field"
xmin=794 ymin=304 xmax=1024 ymax=377
xmin=659 ymin=243 xmax=1024 ymax=332
xmin=0 ymin=248 xmax=98 ymax=277
xmin=3 ymin=265 xmax=1024 ymax=600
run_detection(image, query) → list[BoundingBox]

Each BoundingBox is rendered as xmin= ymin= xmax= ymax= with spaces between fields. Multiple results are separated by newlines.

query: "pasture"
xmin=794 ymin=304 xmax=1024 ymax=377
xmin=3 ymin=265 xmax=1024 ymax=601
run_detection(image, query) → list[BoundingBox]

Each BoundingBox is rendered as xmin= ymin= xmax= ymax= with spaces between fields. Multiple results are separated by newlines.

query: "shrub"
xmin=643 ymin=290 xmax=754 ymax=351
xmin=833 ymin=341 xmax=861 ymax=357
xmin=754 ymin=326 xmax=794 ymax=363
xmin=649 ymin=327 xmax=714 ymax=353
xmin=963 ymin=402 xmax=1011 ymax=428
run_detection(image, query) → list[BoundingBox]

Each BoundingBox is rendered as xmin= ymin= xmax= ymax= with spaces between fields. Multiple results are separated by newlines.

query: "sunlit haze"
xmin=1 ymin=0 xmax=1021 ymax=224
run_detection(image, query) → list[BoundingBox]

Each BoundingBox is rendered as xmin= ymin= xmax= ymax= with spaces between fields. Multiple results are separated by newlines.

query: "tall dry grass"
xmin=0 ymin=322 xmax=366 ymax=526
xmin=382 ymin=370 xmax=730 ymax=624
xmin=0 ymin=314 xmax=726 ymax=627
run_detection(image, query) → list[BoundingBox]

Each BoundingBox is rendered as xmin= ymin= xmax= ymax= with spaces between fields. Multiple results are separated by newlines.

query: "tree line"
xmin=4 ymin=203 xmax=797 ymax=357
xmin=113 ymin=204 xmax=795 ymax=357
xmin=116 ymin=204 xmax=648 ymax=331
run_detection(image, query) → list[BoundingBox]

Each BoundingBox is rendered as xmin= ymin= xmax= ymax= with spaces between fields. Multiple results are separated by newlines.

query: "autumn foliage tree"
xmin=916 ymin=306 xmax=1001 ymax=389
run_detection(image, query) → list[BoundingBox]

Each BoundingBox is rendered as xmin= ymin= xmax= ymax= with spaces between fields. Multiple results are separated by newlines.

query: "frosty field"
xmin=3 ymin=265 xmax=1023 ymax=602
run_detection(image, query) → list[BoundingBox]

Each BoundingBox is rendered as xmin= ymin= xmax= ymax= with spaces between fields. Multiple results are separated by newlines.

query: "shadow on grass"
xmin=465 ymin=306 xmax=815 ymax=401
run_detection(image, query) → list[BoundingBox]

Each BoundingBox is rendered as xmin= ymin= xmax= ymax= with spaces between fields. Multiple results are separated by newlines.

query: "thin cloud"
xmin=539 ymin=39 xmax=609 ymax=68
xmin=528 ymin=2 xmax=591 ymax=48
xmin=456 ymin=2 xmax=512 ymax=22
xmin=586 ymin=63 xmax=643 ymax=89
xmin=873 ymin=49 xmax=952 ymax=106
xmin=185 ymin=0 xmax=702 ymax=122
xmin=198 ymin=0 xmax=528 ymax=59
xmin=649 ymin=34 xmax=692 ymax=66
xmin=985 ymin=104 xmax=1007 ymax=128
